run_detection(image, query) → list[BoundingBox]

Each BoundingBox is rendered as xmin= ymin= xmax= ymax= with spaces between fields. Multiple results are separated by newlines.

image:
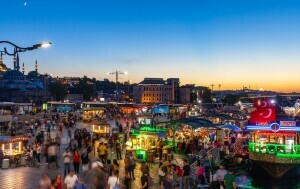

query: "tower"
xmin=35 ymin=60 xmax=38 ymax=73
xmin=0 ymin=52 xmax=3 ymax=66
xmin=13 ymin=54 xmax=17 ymax=70
xmin=16 ymin=53 xmax=20 ymax=71
xmin=22 ymin=62 xmax=25 ymax=75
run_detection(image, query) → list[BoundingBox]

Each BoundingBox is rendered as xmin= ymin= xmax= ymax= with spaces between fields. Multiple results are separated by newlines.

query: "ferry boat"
xmin=246 ymin=99 xmax=300 ymax=178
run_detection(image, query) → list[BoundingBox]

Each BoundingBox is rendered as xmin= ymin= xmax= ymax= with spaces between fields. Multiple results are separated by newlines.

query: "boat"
xmin=247 ymin=99 xmax=300 ymax=178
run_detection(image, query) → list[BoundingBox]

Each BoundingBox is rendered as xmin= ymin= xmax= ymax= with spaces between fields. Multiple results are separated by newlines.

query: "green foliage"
xmin=222 ymin=93 xmax=249 ymax=105
xmin=75 ymin=76 xmax=97 ymax=101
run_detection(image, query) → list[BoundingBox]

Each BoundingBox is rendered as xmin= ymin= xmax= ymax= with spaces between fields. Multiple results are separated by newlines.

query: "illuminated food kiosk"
xmin=82 ymin=107 xmax=105 ymax=122
xmin=127 ymin=126 xmax=168 ymax=162
xmin=1 ymin=136 xmax=28 ymax=156
xmin=91 ymin=121 xmax=110 ymax=136
xmin=247 ymin=99 xmax=300 ymax=178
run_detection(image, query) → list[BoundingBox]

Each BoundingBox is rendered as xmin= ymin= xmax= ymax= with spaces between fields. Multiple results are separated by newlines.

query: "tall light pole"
xmin=107 ymin=70 xmax=127 ymax=103
xmin=0 ymin=41 xmax=51 ymax=56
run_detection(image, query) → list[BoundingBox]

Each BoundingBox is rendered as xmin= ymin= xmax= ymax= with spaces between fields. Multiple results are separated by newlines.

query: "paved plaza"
xmin=0 ymin=119 xmax=167 ymax=189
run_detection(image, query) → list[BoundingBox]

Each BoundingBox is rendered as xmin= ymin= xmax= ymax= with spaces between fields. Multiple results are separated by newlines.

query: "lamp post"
xmin=107 ymin=70 xmax=127 ymax=103
xmin=0 ymin=41 xmax=52 ymax=56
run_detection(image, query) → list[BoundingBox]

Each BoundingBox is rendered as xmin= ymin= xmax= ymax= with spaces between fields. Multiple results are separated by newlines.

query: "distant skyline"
xmin=1 ymin=0 xmax=300 ymax=92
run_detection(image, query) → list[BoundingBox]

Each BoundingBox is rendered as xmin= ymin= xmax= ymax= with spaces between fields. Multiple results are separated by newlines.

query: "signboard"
xmin=280 ymin=121 xmax=296 ymax=126
xmin=256 ymin=122 xmax=269 ymax=126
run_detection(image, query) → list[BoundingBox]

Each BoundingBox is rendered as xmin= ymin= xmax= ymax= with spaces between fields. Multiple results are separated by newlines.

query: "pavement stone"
xmin=0 ymin=119 xmax=164 ymax=189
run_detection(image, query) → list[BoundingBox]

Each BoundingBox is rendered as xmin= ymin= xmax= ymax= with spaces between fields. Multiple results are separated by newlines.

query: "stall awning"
xmin=217 ymin=124 xmax=241 ymax=132
xmin=179 ymin=118 xmax=217 ymax=128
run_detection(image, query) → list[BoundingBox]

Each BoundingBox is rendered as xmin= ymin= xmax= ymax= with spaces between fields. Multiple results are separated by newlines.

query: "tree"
xmin=48 ymin=81 xmax=67 ymax=101
xmin=76 ymin=76 xmax=97 ymax=101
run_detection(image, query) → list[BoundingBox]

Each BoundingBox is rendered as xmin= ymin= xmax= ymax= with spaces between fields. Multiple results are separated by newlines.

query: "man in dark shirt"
xmin=182 ymin=159 xmax=190 ymax=189
xmin=140 ymin=171 xmax=149 ymax=189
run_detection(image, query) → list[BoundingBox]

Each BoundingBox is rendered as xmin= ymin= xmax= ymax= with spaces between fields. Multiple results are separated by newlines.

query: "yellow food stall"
xmin=83 ymin=107 xmax=106 ymax=122
xmin=91 ymin=121 xmax=110 ymax=137
xmin=1 ymin=136 xmax=28 ymax=167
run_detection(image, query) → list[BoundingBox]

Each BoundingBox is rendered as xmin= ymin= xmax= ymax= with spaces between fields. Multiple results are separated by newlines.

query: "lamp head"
xmin=32 ymin=42 xmax=52 ymax=49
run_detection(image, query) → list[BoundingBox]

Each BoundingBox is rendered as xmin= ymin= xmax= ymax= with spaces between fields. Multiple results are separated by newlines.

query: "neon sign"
xmin=279 ymin=121 xmax=296 ymax=127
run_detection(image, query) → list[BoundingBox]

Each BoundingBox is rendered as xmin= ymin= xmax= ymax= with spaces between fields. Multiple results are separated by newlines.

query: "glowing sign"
xmin=279 ymin=121 xmax=296 ymax=126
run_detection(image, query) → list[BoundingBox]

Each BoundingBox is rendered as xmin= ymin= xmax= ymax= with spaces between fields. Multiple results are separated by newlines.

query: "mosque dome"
xmin=3 ymin=70 xmax=24 ymax=80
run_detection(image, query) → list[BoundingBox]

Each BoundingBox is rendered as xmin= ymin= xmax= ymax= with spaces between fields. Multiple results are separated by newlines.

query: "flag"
xmin=249 ymin=99 xmax=276 ymax=125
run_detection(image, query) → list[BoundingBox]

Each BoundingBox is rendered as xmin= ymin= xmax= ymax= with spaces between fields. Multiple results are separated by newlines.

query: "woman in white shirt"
xmin=107 ymin=170 xmax=120 ymax=189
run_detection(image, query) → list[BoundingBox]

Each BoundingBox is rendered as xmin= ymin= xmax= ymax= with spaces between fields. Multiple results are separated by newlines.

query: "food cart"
xmin=82 ymin=107 xmax=106 ymax=122
xmin=0 ymin=136 xmax=28 ymax=168
xmin=127 ymin=126 xmax=168 ymax=162
xmin=91 ymin=121 xmax=110 ymax=137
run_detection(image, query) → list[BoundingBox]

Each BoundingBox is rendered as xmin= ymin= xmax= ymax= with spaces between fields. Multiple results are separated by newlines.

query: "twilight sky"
xmin=1 ymin=0 xmax=300 ymax=92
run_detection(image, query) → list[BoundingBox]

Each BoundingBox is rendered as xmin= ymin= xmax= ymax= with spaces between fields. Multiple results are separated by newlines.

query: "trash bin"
xmin=2 ymin=159 xmax=10 ymax=169
xmin=20 ymin=156 xmax=26 ymax=166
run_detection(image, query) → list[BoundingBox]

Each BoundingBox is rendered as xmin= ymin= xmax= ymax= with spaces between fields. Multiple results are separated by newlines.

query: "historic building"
xmin=133 ymin=78 xmax=181 ymax=104
xmin=0 ymin=54 xmax=51 ymax=105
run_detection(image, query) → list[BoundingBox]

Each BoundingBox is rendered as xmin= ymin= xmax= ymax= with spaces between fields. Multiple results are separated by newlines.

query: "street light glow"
xmin=40 ymin=42 xmax=52 ymax=48
xmin=33 ymin=42 xmax=52 ymax=49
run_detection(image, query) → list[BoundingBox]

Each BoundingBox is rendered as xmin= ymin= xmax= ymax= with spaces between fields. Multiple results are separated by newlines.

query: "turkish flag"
xmin=249 ymin=99 xmax=276 ymax=125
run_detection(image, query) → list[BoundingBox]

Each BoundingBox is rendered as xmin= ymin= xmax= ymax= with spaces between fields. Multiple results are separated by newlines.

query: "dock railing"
xmin=249 ymin=142 xmax=300 ymax=158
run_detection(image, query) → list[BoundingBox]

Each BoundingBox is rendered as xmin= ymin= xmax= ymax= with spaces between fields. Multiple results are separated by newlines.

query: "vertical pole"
xmin=116 ymin=71 xmax=118 ymax=103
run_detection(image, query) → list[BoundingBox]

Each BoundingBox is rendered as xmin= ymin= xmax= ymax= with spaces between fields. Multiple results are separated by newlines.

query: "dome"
xmin=4 ymin=70 xmax=24 ymax=77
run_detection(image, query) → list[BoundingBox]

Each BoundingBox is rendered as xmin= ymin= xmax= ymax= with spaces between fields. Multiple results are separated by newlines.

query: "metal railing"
xmin=249 ymin=142 xmax=300 ymax=157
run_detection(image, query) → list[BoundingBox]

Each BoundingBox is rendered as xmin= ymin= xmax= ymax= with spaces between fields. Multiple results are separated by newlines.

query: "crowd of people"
xmin=1 ymin=109 xmax=246 ymax=189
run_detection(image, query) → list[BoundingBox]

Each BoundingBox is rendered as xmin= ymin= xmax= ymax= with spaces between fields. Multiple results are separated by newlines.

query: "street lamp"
xmin=107 ymin=70 xmax=127 ymax=103
xmin=0 ymin=41 xmax=52 ymax=56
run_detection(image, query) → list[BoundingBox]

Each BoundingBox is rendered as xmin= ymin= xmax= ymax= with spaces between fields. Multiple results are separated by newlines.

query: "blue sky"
xmin=1 ymin=0 xmax=300 ymax=91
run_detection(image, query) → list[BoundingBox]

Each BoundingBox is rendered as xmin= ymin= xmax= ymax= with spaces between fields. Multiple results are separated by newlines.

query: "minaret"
xmin=16 ymin=53 xmax=20 ymax=71
xmin=13 ymin=54 xmax=17 ymax=70
xmin=0 ymin=52 xmax=3 ymax=65
xmin=35 ymin=60 xmax=38 ymax=73
xmin=22 ymin=62 xmax=25 ymax=75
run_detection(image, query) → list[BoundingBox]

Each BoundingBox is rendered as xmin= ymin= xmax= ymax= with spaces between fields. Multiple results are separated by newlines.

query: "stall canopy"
xmin=179 ymin=118 xmax=216 ymax=128
xmin=217 ymin=124 xmax=241 ymax=132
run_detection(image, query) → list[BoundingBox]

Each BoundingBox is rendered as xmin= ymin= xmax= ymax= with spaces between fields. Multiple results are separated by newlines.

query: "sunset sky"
xmin=1 ymin=0 xmax=300 ymax=92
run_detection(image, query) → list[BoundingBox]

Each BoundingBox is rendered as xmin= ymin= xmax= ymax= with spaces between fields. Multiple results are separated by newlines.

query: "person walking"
xmin=64 ymin=170 xmax=78 ymax=189
xmin=107 ymin=170 xmax=120 ymax=189
xmin=129 ymin=151 xmax=135 ymax=180
xmin=54 ymin=173 xmax=63 ymax=189
xmin=115 ymin=141 xmax=122 ymax=160
xmin=63 ymin=149 xmax=72 ymax=177
xmin=73 ymin=149 xmax=81 ymax=174
xmin=224 ymin=169 xmax=236 ymax=189
xmin=97 ymin=142 xmax=107 ymax=164
xmin=81 ymin=149 xmax=90 ymax=172
xmin=39 ymin=173 xmax=51 ymax=189
xmin=182 ymin=159 xmax=191 ymax=189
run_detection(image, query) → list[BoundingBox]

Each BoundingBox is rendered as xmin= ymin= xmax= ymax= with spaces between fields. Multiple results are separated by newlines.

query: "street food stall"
xmin=127 ymin=126 xmax=168 ymax=162
xmin=82 ymin=107 xmax=106 ymax=122
xmin=91 ymin=121 xmax=110 ymax=137
xmin=0 ymin=136 xmax=28 ymax=168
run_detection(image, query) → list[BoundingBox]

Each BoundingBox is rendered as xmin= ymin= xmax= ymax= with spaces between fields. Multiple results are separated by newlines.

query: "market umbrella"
xmin=217 ymin=124 xmax=241 ymax=132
